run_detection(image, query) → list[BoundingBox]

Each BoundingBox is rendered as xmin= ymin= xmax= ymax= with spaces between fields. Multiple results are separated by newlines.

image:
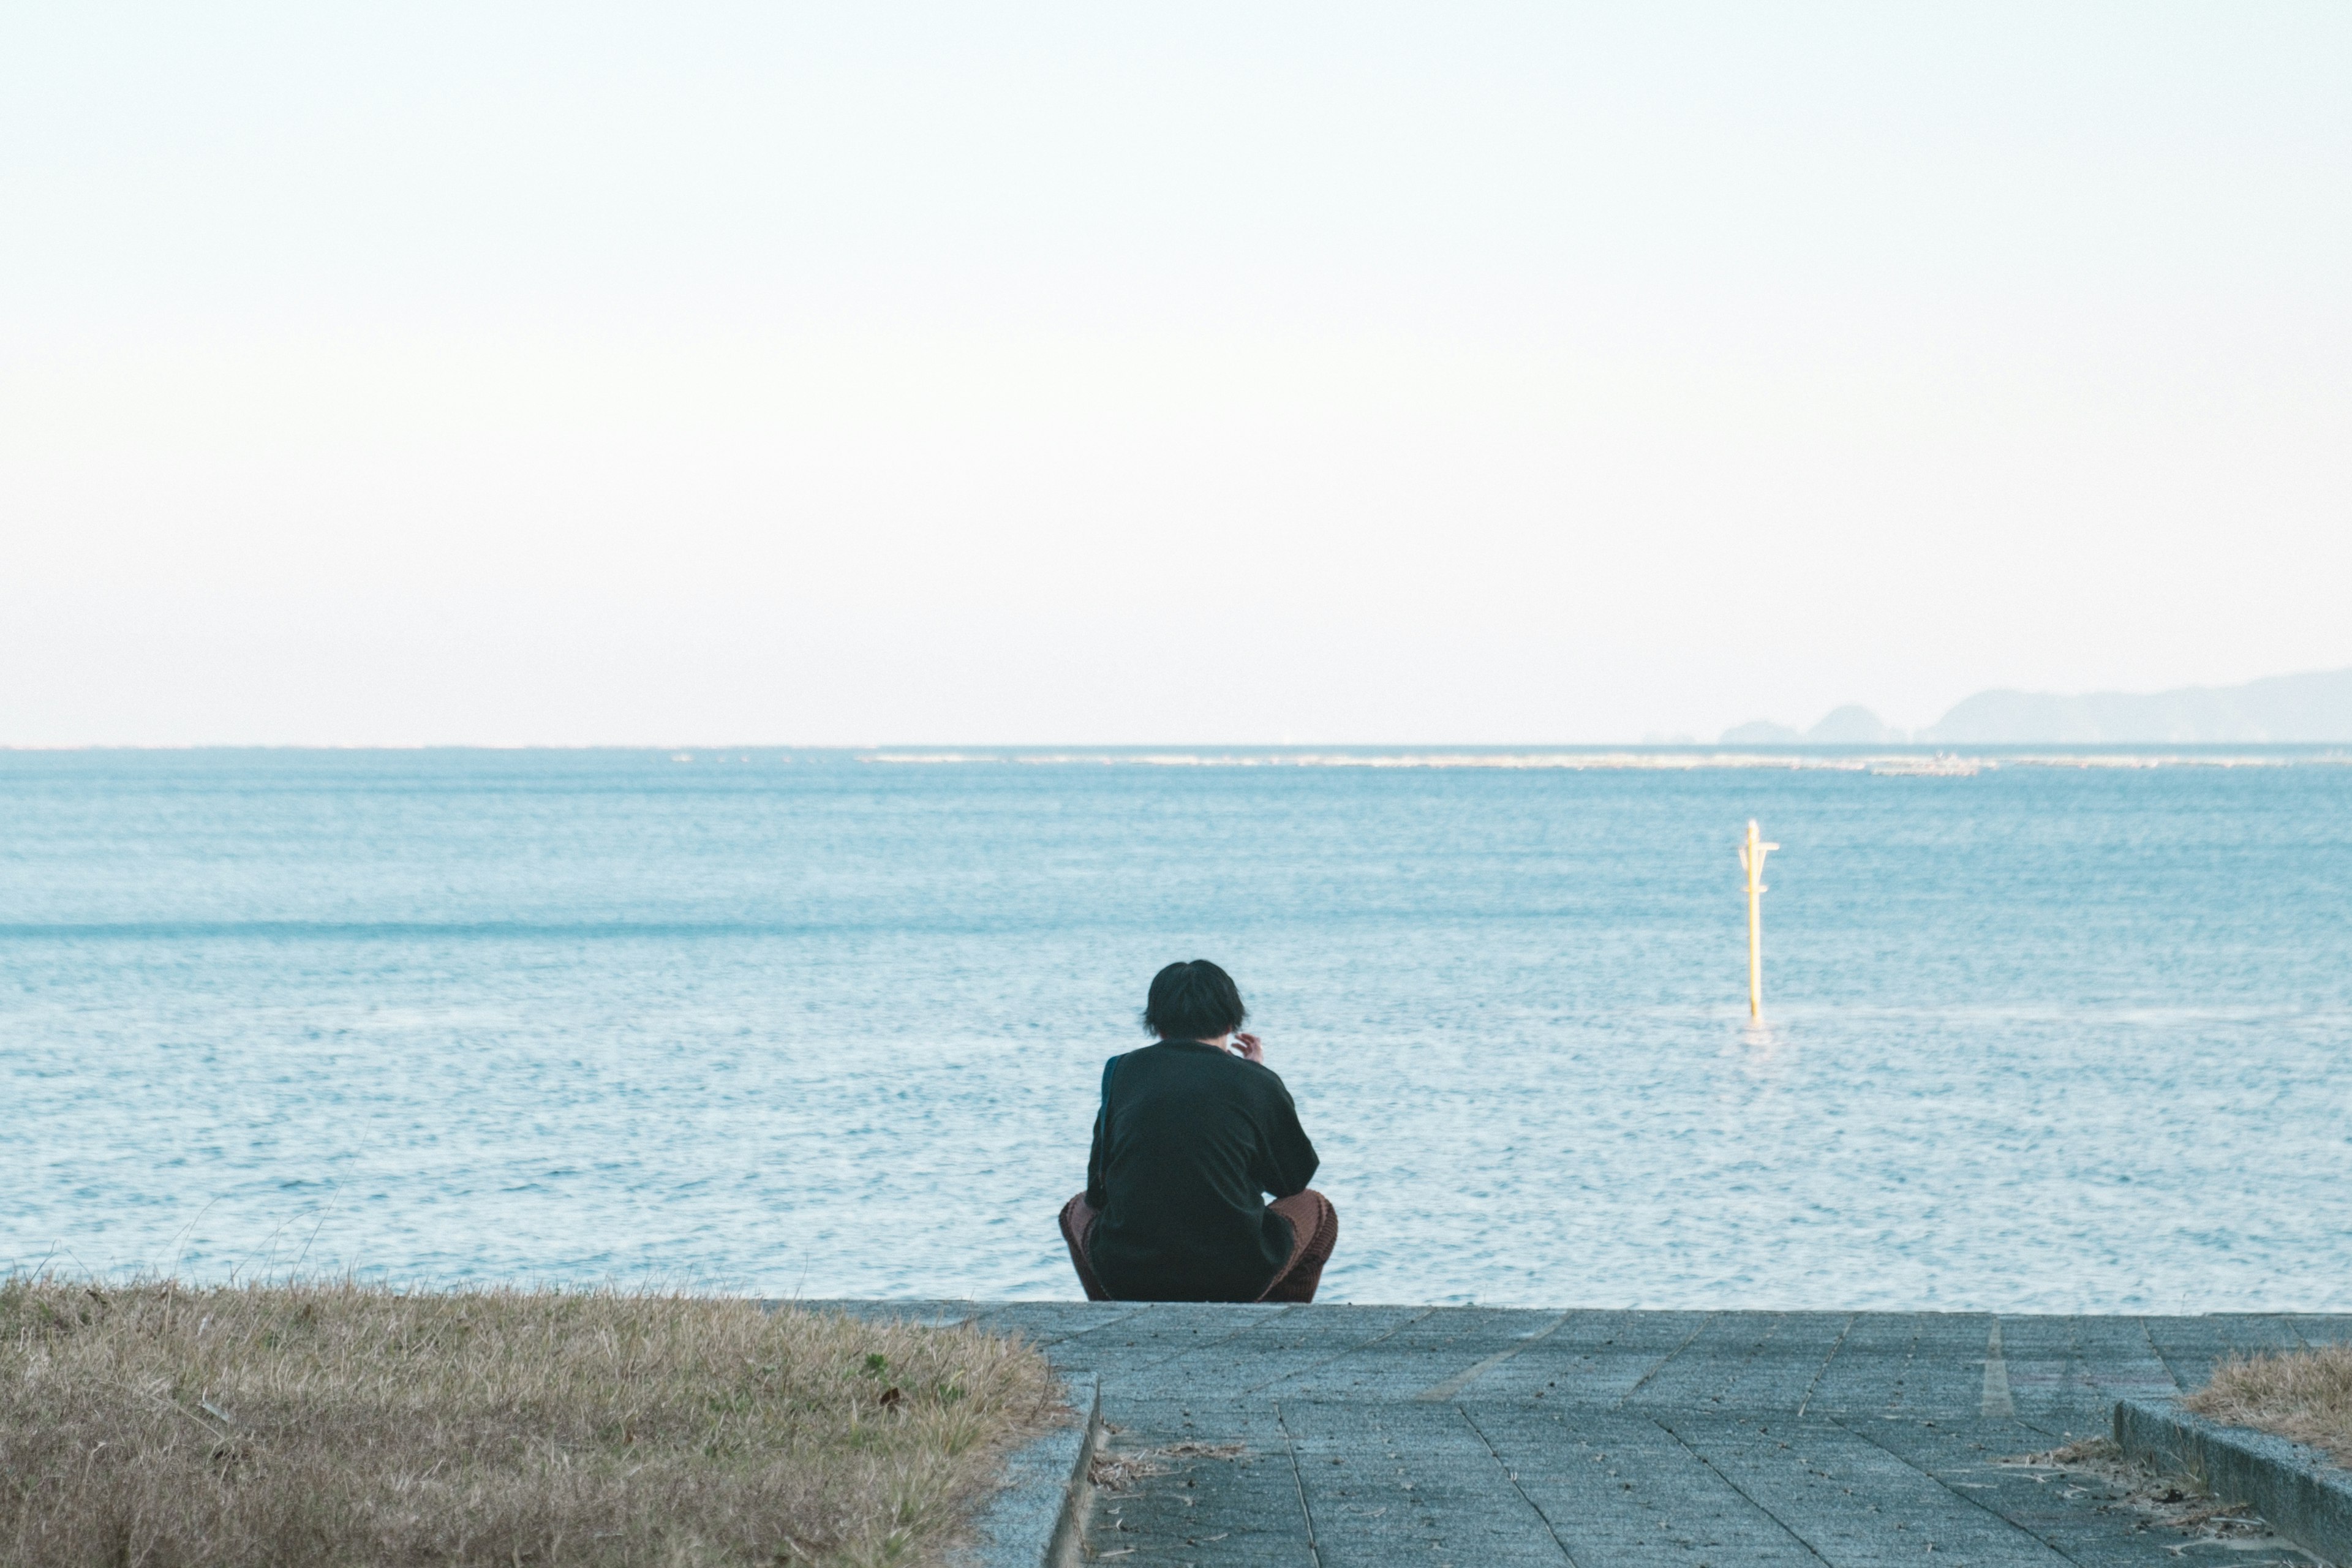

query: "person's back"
xmin=1088 ymin=1037 xmax=1316 ymax=1301
xmin=1058 ymin=960 xmax=1338 ymax=1303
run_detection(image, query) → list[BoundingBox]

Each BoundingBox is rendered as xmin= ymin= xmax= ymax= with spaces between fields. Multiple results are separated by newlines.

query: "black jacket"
xmin=1084 ymin=1038 xmax=1321 ymax=1302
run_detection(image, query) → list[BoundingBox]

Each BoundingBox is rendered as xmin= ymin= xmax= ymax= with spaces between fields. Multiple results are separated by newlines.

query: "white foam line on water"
xmin=862 ymin=751 xmax=1880 ymax=770
xmin=856 ymin=749 xmax=2345 ymax=771
xmin=1982 ymin=1317 xmax=2015 ymax=1419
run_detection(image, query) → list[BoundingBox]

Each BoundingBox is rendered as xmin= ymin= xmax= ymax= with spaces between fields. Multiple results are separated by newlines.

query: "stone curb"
xmin=954 ymin=1372 xmax=1102 ymax=1568
xmin=2115 ymin=1397 xmax=2352 ymax=1566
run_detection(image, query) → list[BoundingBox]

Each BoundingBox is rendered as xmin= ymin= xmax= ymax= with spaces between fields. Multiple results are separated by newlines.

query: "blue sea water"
xmin=5 ymin=746 xmax=2350 ymax=1311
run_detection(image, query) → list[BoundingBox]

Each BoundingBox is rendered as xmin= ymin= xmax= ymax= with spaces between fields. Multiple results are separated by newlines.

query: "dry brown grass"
xmin=0 ymin=1278 xmax=1062 ymax=1568
xmin=2185 ymin=1343 xmax=2352 ymax=1469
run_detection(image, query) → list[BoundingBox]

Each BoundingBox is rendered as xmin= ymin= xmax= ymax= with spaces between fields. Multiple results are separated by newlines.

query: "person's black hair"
xmin=1142 ymin=959 xmax=1248 ymax=1041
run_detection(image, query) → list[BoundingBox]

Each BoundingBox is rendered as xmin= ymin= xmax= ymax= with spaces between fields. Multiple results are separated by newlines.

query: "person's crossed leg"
xmin=1060 ymin=1188 xmax=1338 ymax=1304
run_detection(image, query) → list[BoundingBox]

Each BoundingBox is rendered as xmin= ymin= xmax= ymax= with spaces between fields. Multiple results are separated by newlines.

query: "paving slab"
xmin=1283 ymin=1396 xmax=1574 ymax=1566
xmin=1092 ymin=1395 xmax=1310 ymax=1566
xmin=1667 ymin=1414 xmax=2079 ymax=1566
xmin=2136 ymin=1313 xmax=2315 ymax=1397
xmin=1853 ymin=1416 xmax=2209 ymax=1568
xmin=1997 ymin=1316 xmax=2184 ymax=1433
xmin=798 ymin=1304 xmax=2352 ymax=1566
xmin=1472 ymin=1309 xmax=1722 ymax=1406
xmin=1282 ymin=1306 xmax=1561 ymax=1401
xmin=1468 ymin=1405 xmax=1826 ymax=1567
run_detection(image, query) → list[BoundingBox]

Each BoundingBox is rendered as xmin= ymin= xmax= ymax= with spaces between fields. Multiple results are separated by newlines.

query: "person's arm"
xmin=1253 ymin=1076 xmax=1319 ymax=1200
xmin=1084 ymin=1057 xmax=1116 ymax=1208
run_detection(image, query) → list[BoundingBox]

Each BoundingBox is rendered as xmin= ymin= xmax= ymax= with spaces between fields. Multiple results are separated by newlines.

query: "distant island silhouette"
xmin=1724 ymin=666 xmax=2352 ymax=745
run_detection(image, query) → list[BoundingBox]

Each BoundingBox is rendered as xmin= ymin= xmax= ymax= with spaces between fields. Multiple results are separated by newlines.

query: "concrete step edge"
xmin=956 ymin=1371 xmax=1103 ymax=1568
xmin=2114 ymin=1396 xmax=2352 ymax=1566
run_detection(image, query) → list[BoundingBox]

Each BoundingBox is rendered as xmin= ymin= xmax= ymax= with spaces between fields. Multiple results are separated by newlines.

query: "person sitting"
xmin=1058 ymin=960 xmax=1338 ymax=1303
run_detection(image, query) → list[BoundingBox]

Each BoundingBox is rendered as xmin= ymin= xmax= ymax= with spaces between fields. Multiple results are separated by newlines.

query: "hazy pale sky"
xmin=5 ymin=2 xmax=2348 ymax=745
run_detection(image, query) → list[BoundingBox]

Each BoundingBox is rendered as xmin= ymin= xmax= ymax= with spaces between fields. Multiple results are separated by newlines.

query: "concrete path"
xmin=815 ymin=1302 xmax=2352 ymax=1566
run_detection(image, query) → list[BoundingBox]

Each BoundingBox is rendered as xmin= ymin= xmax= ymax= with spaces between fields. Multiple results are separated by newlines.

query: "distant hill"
xmin=1717 ymin=667 xmax=2352 ymax=747
xmin=1804 ymin=704 xmax=1905 ymax=744
xmin=1718 ymin=718 xmax=1804 ymax=744
xmin=1719 ymin=703 xmax=1905 ymax=746
xmin=1922 ymin=666 xmax=2352 ymax=744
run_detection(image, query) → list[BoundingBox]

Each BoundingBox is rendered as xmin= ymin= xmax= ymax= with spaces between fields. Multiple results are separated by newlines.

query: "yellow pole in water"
xmin=1738 ymin=819 xmax=1779 ymax=1019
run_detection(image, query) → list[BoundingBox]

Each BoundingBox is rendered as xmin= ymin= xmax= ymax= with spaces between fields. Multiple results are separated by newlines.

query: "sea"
xmin=6 ymin=746 xmax=2350 ymax=1312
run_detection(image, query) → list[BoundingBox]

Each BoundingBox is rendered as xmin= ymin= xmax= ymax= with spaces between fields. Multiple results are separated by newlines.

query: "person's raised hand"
xmin=1232 ymin=1032 xmax=1264 ymax=1063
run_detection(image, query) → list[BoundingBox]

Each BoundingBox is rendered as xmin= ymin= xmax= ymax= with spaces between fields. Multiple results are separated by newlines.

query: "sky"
xmin=4 ymin=2 xmax=2349 ymax=745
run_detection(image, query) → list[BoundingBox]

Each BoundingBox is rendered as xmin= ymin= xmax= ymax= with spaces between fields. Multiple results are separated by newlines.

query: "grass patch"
xmin=0 ymin=1278 xmax=1061 ymax=1567
xmin=2186 ymin=1343 xmax=2352 ymax=1468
